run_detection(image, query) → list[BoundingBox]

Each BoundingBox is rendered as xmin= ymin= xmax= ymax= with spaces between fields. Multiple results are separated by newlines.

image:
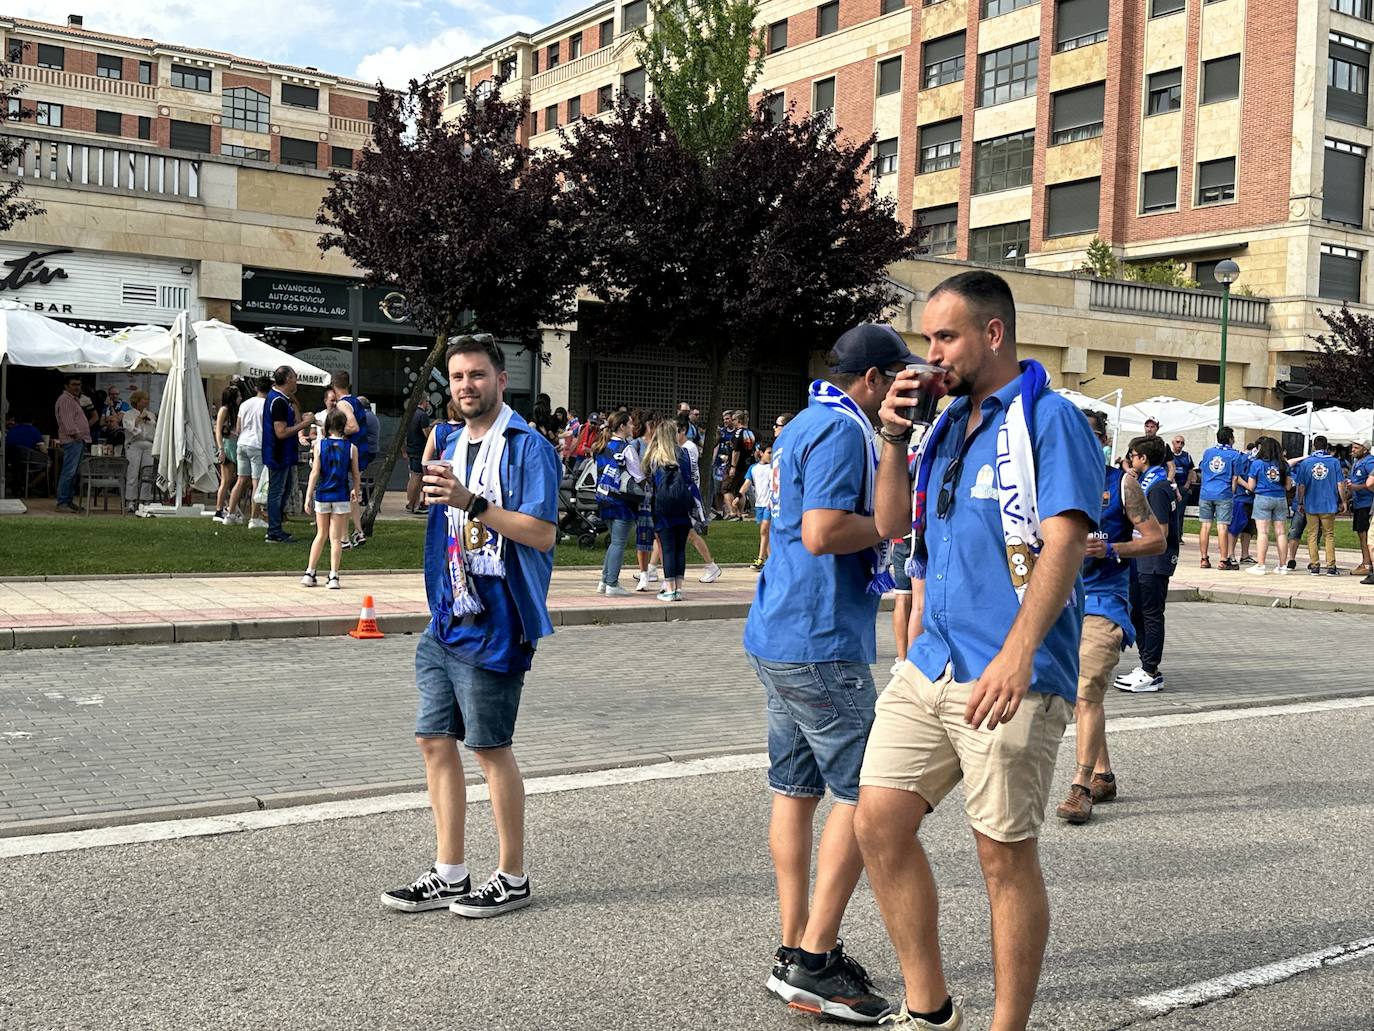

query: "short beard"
xmin=459 ymin=394 xmax=500 ymax=421
xmin=944 ymin=376 xmax=972 ymax=398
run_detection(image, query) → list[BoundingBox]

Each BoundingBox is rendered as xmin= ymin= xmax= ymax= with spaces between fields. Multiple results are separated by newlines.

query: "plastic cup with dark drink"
xmin=904 ymin=363 xmax=946 ymax=426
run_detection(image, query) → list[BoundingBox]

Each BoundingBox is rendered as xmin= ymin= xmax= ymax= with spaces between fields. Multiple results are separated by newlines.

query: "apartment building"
xmin=432 ymin=0 xmax=1374 ymax=421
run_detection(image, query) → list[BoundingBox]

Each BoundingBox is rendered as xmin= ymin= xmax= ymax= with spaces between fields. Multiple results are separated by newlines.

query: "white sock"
xmin=498 ymin=869 xmax=527 ymax=886
xmin=436 ymin=861 xmax=468 ymax=885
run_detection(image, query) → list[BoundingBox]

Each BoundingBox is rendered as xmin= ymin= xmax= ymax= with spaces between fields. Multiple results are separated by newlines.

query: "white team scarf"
xmin=445 ymin=403 xmax=514 ymax=616
xmin=808 ymin=380 xmax=893 ymax=594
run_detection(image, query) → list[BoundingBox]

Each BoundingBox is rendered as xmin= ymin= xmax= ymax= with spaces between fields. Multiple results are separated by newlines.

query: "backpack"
xmin=654 ymin=459 xmax=693 ymax=520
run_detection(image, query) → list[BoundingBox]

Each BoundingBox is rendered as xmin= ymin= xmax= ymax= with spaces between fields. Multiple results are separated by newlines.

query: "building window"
xmin=977 ymin=39 xmax=1039 ymax=107
xmin=875 ymin=138 xmax=899 ymax=177
xmin=1146 ymin=68 xmax=1183 ymax=115
xmin=568 ymin=95 xmax=582 ymax=120
xmin=817 ymin=1 xmax=840 ymax=36
xmin=548 ymin=42 xmax=561 ymax=68
xmin=530 ymin=110 xmax=539 ymax=134
xmin=331 ymin=146 xmax=353 ymax=169
xmin=280 ymin=136 xmax=318 ymax=168
xmin=532 ymin=50 xmax=540 ymax=75
xmin=281 ymin=83 xmax=319 ymax=109
xmin=623 ymin=67 xmax=646 ymax=100
xmin=1141 ymin=167 xmax=1179 ymax=213
xmin=223 ymin=144 xmax=269 ymax=160
xmin=601 ymin=19 xmax=615 ymax=47
xmin=1045 ymin=177 xmax=1100 ymax=237
xmin=35 ymin=101 xmax=62 ymax=127
xmin=1197 ymin=157 xmax=1237 ymax=204
xmin=881 ymin=0 xmax=905 ymax=13
xmin=763 ymin=92 xmax=786 ymax=122
xmin=138 ymin=115 xmax=151 ymax=140
xmin=5 ymin=97 xmax=17 ymax=121
xmin=498 ymin=56 xmax=517 ymax=82
xmin=1329 ymin=32 xmax=1370 ymax=125
xmin=1320 ymin=243 xmax=1364 ymax=299
xmin=449 ymin=78 xmax=465 ymax=104
xmin=6 ymin=38 xmax=24 ymax=64
xmin=368 ymin=100 xmax=377 ymax=121
xmin=919 ymin=118 xmax=962 ymax=172
xmin=546 ymin=104 xmax=558 ymax=129
xmin=96 ymin=110 xmax=122 ymax=136
xmin=139 ymin=61 xmax=153 ymax=85
xmin=1103 ymin=355 xmax=1131 ymax=376
xmin=1051 ymin=81 xmax=1105 ymax=143
xmin=1151 ymin=0 xmax=1185 ymax=14
xmin=982 ymin=0 xmax=1037 ymax=16
xmin=1056 ymin=0 xmax=1108 ymax=51
xmin=923 ymin=32 xmax=965 ymax=89
xmin=1201 ymin=55 xmax=1241 ymax=104
xmin=97 ymin=53 xmax=124 ymax=79
xmin=1197 ymin=363 xmax=1221 ymax=384
xmin=36 ymin=43 xmax=63 ymax=70
xmin=1152 ymin=360 xmax=1178 ymax=381
xmin=570 ymin=32 xmax=584 ymax=59
xmin=1334 ymin=0 xmax=1373 ymax=17
xmin=169 ymin=119 xmax=211 ymax=152
xmin=813 ymin=77 xmax=836 ymax=119
xmin=223 ymin=87 xmax=269 ymax=132
xmin=768 ymin=20 xmax=789 ymax=52
xmin=877 ymin=56 xmax=902 ymax=96
xmin=1195 ymin=260 xmax=1224 ymax=291
xmin=1324 ymin=138 xmax=1368 ymax=226
xmin=171 ymin=64 xmax=211 ymax=92
xmin=973 ymin=129 xmax=1035 ymax=193
xmin=623 ymin=0 xmax=648 ymax=31
xmin=917 ymin=204 xmax=958 ymax=255
xmin=969 ymin=221 xmax=1030 ymax=265
xmin=597 ymin=84 xmax=613 ymax=113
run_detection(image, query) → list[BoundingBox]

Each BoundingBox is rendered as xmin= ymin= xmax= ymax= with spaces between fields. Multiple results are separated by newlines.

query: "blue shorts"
xmin=755 ymin=506 xmax=770 ymax=524
xmin=414 ymin=631 xmax=525 ymax=749
xmin=1198 ymin=497 xmax=1233 ymax=523
xmin=890 ymin=538 xmax=912 ymax=594
xmin=1252 ymin=494 xmax=1288 ymax=522
xmin=747 ymin=654 xmax=876 ymax=805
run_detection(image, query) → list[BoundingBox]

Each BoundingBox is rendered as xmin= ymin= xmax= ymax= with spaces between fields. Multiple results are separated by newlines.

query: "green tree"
xmin=1078 ymin=236 xmax=1119 ymax=279
xmin=0 ymin=53 xmax=44 ymax=232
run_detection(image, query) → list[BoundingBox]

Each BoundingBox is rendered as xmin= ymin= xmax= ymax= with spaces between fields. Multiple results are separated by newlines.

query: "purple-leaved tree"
xmin=1310 ymin=304 xmax=1374 ymax=412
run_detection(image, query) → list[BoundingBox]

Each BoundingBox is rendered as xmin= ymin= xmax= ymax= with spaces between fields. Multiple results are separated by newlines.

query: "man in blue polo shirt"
xmin=1346 ymin=441 xmax=1373 ymax=577
xmin=1296 ymin=435 xmax=1345 ymax=575
xmin=1197 ymin=426 xmax=1245 ymax=570
xmin=381 ymin=334 xmax=560 ymax=920
xmin=858 ymin=270 xmax=1102 ymax=1031
xmin=744 ymin=323 xmax=916 ymax=1024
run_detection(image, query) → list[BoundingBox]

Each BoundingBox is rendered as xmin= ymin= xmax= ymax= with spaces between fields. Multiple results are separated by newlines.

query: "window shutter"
xmin=919 ymin=204 xmax=957 ymax=226
xmin=1052 ymin=82 xmax=1105 ymax=132
xmin=924 ymin=33 xmax=964 ymax=66
xmin=1046 ymin=178 xmax=1101 ymax=236
xmin=1324 ymin=145 xmax=1367 ymax=226
xmin=1142 ymin=167 xmax=1178 ymax=211
xmin=1198 ymin=158 xmax=1235 ymax=191
xmin=1202 ymin=56 xmax=1240 ymax=103
xmin=1319 ymin=251 xmax=1363 ymax=300
xmin=920 ymin=118 xmax=961 ymax=148
xmin=168 ymin=120 xmax=211 ymax=153
xmin=1056 ymin=0 xmax=1108 ymax=44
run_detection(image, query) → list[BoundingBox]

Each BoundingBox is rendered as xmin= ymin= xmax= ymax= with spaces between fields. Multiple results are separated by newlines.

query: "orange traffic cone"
xmin=348 ymin=595 xmax=385 ymax=639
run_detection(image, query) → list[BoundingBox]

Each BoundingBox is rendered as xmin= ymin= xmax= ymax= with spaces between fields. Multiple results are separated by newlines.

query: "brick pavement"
xmin=1 ymin=603 xmax=1369 ymax=833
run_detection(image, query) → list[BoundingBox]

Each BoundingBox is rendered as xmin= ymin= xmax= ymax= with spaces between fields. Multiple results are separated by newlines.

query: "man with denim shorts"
xmin=1197 ymin=427 xmax=1244 ymax=570
xmin=744 ymin=323 xmax=917 ymax=1024
xmin=1347 ymin=442 xmax=1374 ymax=578
xmin=859 ymin=271 xmax=1102 ymax=1031
xmin=381 ymin=335 xmax=560 ymax=919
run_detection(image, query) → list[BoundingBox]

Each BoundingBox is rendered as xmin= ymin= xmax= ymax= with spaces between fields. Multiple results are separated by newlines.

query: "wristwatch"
xmin=466 ymin=495 xmax=489 ymax=518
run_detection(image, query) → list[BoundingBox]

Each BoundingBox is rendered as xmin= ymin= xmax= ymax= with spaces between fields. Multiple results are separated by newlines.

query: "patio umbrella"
xmin=111 ymin=318 xmax=330 ymax=385
xmin=147 ymin=313 xmax=218 ymax=515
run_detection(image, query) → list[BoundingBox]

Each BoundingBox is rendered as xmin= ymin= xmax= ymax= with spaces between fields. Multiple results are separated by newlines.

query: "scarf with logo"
xmin=445 ymin=403 xmax=514 ymax=617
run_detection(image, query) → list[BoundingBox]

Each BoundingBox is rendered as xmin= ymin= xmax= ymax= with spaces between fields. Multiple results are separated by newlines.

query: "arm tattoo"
xmin=1122 ymin=475 xmax=1152 ymax=527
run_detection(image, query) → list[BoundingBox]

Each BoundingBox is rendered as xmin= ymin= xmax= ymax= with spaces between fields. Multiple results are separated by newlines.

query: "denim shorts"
xmin=236 ymin=444 xmax=263 ymax=480
xmin=755 ymin=506 xmax=770 ymax=524
xmin=890 ymin=538 xmax=912 ymax=594
xmin=1198 ymin=497 xmax=1233 ymax=523
xmin=1252 ymin=494 xmax=1288 ymax=522
xmin=747 ymin=654 xmax=877 ymax=805
xmin=414 ymin=631 xmax=525 ymax=749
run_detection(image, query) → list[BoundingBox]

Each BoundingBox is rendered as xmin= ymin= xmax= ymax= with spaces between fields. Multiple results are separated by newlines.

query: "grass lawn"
xmin=0 ymin=515 xmax=769 ymax=577
xmin=1181 ymin=517 xmax=1366 ymax=553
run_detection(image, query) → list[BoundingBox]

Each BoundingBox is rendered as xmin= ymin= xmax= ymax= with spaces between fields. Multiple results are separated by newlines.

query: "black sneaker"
xmin=414 ymin=504 xmax=430 ymax=515
xmin=380 ymin=867 xmax=471 ymax=912
xmin=775 ymin=942 xmax=892 ymax=1024
xmin=1362 ymin=573 xmax=1374 ymax=585
xmin=1308 ymin=563 xmax=1322 ymax=576
xmin=765 ymin=946 xmax=801 ymax=1000
xmin=1327 ymin=565 xmax=1341 ymax=576
xmin=1286 ymin=560 xmax=1297 ymax=570
xmin=264 ymin=532 xmax=297 ymax=544
xmin=449 ymin=872 xmax=533 ymax=918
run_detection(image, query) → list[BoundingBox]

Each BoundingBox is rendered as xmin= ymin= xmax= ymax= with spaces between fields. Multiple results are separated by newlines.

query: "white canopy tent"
xmin=1055 ymin=387 xmax=1125 ymax=454
xmin=145 ymin=314 xmax=219 ymax=517
xmin=110 ymin=318 xmax=330 ymax=385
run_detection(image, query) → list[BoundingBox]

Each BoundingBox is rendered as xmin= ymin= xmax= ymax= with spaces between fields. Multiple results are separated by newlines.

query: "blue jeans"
xmin=57 ymin=441 xmax=84 ymax=505
xmin=747 ymin=654 xmax=877 ymax=804
xmin=266 ymin=463 xmax=289 ymax=535
xmin=601 ymin=516 xmax=634 ymax=586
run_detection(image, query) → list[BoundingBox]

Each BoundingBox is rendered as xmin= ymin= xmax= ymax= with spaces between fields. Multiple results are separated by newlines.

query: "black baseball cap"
xmin=828 ymin=323 xmax=917 ymax=374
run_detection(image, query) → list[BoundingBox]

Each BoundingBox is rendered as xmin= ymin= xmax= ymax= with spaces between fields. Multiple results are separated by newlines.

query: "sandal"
xmin=1200 ymin=557 xmax=1212 ymax=569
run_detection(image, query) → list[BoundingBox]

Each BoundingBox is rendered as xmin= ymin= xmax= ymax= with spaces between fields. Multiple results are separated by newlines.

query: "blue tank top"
xmin=261 ymin=389 xmax=297 ymax=470
xmin=315 ymin=437 xmax=352 ymax=503
xmin=338 ymin=394 xmax=369 ymax=464
xmin=1083 ymin=465 xmax=1135 ymax=641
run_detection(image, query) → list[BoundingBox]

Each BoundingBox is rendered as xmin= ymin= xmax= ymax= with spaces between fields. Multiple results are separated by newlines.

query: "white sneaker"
xmin=327 ymin=573 xmax=340 ymax=590
xmin=1113 ymin=666 xmax=1149 ymax=688
xmin=1246 ymin=564 xmax=1267 ymax=576
xmin=249 ymin=517 xmax=268 ymax=529
xmin=889 ymin=660 xmax=904 ymax=676
xmin=301 ymin=572 xmax=318 ymax=587
xmin=1276 ymin=565 xmax=1289 ymax=575
xmin=645 ymin=565 xmax=660 ymax=582
xmin=699 ymin=562 xmax=722 ymax=584
xmin=212 ymin=510 xmax=226 ymax=524
xmin=635 ymin=572 xmax=653 ymax=592
xmin=225 ymin=512 xmax=245 ymax=526
xmin=604 ymin=584 xmax=632 ymax=597
xmin=1117 ymin=671 xmax=1164 ymax=693
xmin=596 ymin=582 xmax=606 ymax=594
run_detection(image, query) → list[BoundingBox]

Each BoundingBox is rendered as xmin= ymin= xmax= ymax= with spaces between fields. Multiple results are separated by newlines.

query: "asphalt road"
xmin=2 ymin=700 xmax=1371 ymax=1031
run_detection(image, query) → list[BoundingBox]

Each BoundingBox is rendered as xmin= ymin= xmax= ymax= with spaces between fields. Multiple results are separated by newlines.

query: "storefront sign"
xmin=239 ymin=269 xmax=351 ymax=322
xmin=0 ymin=247 xmax=72 ymax=297
xmin=0 ymin=245 xmax=198 ymax=322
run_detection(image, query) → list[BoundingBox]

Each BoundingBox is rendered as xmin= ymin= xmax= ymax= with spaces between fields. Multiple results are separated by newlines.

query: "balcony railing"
xmin=530 ymin=37 xmax=628 ymax=93
xmin=1089 ymin=278 xmax=1269 ymax=329
xmin=11 ymin=62 xmax=157 ymax=101
xmin=1 ymin=132 xmax=203 ymax=202
xmin=329 ymin=114 xmax=371 ymax=137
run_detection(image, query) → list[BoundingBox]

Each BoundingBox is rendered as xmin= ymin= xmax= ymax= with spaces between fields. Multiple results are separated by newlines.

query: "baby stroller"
xmin=559 ymin=456 xmax=605 ymax=549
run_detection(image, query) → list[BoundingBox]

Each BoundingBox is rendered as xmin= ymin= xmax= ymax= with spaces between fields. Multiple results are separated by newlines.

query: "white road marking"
xmin=1132 ymin=936 xmax=1374 ymax=1015
xmin=3 ymin=696 xmax=1372 ymax=859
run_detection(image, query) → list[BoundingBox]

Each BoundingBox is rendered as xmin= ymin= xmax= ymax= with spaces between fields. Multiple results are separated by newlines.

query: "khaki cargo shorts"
xmin=1076 ymin=615 xmax=1124 ymax=705
xmin=860 ymin=662 xmax=1071 ymax=842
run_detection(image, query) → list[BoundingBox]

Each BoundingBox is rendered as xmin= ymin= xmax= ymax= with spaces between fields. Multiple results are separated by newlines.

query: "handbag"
xmin=253 ymin=467 xmax=270 ymax=505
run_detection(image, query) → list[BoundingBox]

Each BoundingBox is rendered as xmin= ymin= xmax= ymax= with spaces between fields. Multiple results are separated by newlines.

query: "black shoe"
xmin=1327 ymin=565 xmax=1341 ymax=576
xmin=414 ymin=504 xmax=430 ymax=515
xmin=1286 ymin=560 xmax=1297 ymax=570
xmin=264 ymin=532 xmax=297 ymax=544
xmin=1308 ymin=563 xmax=1322 ymax=576
xmin=449 ymin=872 xmax=533 ymax=918
xmin=380 ymin=867 xmax=471 ymax=912
xmin=1362 ymin=573 xmax=1374 ymax=585
xmin=775 ymin=942 xmax=892 ymax=1024
xmin=765 ymin=946 xmax=801 ymax=999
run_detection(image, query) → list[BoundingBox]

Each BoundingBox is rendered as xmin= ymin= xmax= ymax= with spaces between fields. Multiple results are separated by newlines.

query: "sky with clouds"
xmin=5 ymin=0 xmax=581 ymax=84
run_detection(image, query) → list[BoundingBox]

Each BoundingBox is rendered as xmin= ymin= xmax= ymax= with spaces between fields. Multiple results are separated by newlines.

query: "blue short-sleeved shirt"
xmin=909 ymin=381 xmax=1103 ymax=703
xmin=1199 ymin=445 xmax=1244 ymax=501
xmin=1249 ymin=457 xmax=1287 ymax=498
xmin=743 ymin=397 xmax=879 ymax=664
xmin=423 ymin=413 xmax=561 ymax=673
xmin=1350 ymin=454 xmax=1374 ymax=510
xmin=1296 ymin=451 xmax=1343 ymax=514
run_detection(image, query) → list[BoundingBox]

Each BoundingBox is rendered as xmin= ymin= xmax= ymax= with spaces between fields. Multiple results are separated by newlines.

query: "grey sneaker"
xmin=879 ymin=998 xmax=964 ymax=1028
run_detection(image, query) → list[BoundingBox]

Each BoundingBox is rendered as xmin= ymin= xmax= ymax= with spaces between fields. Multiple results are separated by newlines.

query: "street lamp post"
xmin=1213 ymin=259 xmax=1241 ymax=433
